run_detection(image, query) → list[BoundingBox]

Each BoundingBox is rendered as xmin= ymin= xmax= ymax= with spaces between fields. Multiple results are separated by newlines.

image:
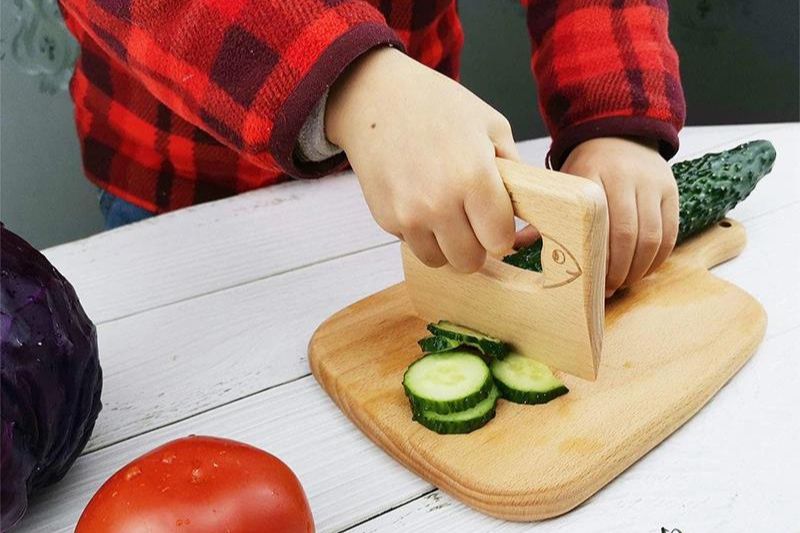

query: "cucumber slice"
xmin=413 ymin=385 xmax=499 ymax=434
xmin=418 ymin=335 xmax=461 ymax=354
xmin=490 ymin=353 xmax=569 ymax=405
xmin=427 ymin=321 xmax=509 ymax=359
xmin=403 ymin=351 xmax=493 ymax=414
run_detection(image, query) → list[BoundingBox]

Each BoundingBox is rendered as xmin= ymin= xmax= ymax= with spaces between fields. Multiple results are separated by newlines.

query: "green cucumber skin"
xmin=503 ymin=139 xmax=777 ymax=271
xmin=403 ymin=359 xmax=494 ymax=415
xmin=412 ymin=387 xmax=499 ymax=434
xmin=502 ymin=239 xmax=542 ymax=272
xmin=426 ymin=322 xmax=510 ymax=360
xmin=674 ymin=139 xmax=776 ymax=243
xmin=494 ymin=380 xmax=569 ymax=405
xmin=413 ymin=406 xmax=497 ymax=434
xmin=417 ymin=336 xmax=461 ymax=354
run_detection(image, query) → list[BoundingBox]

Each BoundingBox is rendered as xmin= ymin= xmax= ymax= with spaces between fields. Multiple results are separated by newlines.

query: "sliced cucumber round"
xmin=427 ymin=321 xmax=509 ymax=359
xmin=417 ymin=335 xmax=461 ymax=354
xmin=490 ymin=353 xmax=569 ymax=405
xmin=413 ymin=385 xmax=499 ymax=434
xmin=403 ymin=351 xmax=493 ymax=414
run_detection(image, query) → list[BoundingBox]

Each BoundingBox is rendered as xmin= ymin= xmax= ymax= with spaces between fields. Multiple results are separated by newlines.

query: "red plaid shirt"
xmin=58 ymin=0 xmax=685 ymax=213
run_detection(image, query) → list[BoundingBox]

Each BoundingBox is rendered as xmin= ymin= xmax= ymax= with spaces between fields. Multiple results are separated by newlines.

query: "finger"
xmin=605 ymin=180 xmax=638 ymax=298
xmin=434 ymin=207 xmax=487 ymax=273
xmin=514 ymin=225 xmax=541 ymax=248
xmin=623 ymin=191 xmax=663 ymax=287
xmin=402 ymin=229 xmax=447 ymax=268
xmin=464 ymin=162 xmax=515 ymax=256
xmin=489 ymin=115 xmax=520 ymax=162
xmin=647 ymin=189 xmax=679 ymax=276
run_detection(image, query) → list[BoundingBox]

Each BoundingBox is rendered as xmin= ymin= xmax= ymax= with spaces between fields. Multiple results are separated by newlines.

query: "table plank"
xmin=43 ymin=124 xmax=791 ymax=324
xmin=43 ymin=173 xmax=393 ymax=324
xmin=18 ymin=202 xmax=800 ymax=532
xmin=86 ymin=242 xmax=402 ymax=452
xmin=348 ymin=325 xmax=800 ymax=533
xmin=720 ymin=125 xmax=800 ymax=221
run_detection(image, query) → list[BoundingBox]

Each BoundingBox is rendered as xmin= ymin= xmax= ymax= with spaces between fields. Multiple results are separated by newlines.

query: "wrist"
xmin=623 ymin=135 xmax=660 ymax=152
xmin=325 ymin=46 xmax=404 ymax=148
xmin=572 ymin=136 xmax=662 ymax=161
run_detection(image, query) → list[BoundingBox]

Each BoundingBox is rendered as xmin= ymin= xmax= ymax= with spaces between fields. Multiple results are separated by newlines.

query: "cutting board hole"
xmin=719 ymin=221 xmax=732 ymax=228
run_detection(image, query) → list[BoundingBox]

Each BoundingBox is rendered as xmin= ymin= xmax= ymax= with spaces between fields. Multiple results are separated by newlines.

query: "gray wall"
xmin=1 ymin=1 xmax=104 ymax=249
xmin=1 ymin=0 xmax=798 ymax=248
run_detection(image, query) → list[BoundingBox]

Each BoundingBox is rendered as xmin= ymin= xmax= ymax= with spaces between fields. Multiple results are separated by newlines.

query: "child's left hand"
xmin=516 ymin=136 xmax=679 ymax=298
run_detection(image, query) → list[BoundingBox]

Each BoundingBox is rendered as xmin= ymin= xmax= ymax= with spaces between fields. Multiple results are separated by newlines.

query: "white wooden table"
xmin=19 ymin=123 xmax=799 ymax=532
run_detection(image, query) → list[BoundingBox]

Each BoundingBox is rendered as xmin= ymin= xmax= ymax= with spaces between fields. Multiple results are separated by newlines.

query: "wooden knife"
xmin=402 ymin=158 xmax=608 ymax=380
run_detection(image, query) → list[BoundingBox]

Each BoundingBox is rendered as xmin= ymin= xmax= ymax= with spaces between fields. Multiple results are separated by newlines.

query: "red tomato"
xmin=77 ymin=436 xmax=314 ymax=533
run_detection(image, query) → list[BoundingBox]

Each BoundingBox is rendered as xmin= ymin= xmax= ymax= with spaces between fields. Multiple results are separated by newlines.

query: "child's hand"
xmin=525 ymin=137 xmax=679 ymax=298
xmin=326 ymin=47 xmax=519 ymax=273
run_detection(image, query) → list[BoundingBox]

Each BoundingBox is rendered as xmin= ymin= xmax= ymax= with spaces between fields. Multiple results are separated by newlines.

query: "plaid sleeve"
xmin=57 ymin=0 xmax=403 ymax=178
xmin=524 ymin=0 xmax=686 ymax=169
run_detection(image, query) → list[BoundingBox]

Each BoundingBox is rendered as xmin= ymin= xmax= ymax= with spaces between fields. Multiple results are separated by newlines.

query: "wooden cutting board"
xmin=308 ymin=218 xmax=766 ymax=521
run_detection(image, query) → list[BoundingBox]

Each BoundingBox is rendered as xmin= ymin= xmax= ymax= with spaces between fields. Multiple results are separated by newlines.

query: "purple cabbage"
xmin=1 ymin=224 xmax=102 ymax=530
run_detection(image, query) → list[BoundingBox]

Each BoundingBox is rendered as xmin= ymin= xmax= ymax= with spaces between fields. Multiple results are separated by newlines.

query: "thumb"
xmin=489 ymin=116 xmax=521 ymax=162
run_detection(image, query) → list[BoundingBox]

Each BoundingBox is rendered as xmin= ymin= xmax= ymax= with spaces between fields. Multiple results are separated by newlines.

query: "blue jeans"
xmin=98 ymin=190 xmax=154 ymax=230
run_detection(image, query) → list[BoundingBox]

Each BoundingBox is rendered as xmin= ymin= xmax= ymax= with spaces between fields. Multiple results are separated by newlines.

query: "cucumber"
xmin=427 ymin=321 xmax=509 ymax=359
xmin=502 ymin=238 xmax=542 ymax=272
xmin=490 ymin=353 xmax=568 ymax=405
xmin=418 ymin=335 xmax=461 ymax=354
xmin=503 ymin=139 xmax=777 ymax=271
xmin=413 ymin=385 xmax=499 ymax=434
xmin=673 ymin=139 xmax=776 ymax=243
xmin=403 ymin=351 xmax=493 ymax=414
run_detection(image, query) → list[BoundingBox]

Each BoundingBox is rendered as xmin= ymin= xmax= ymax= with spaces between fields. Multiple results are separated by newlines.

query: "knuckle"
xmin=425 ymin=190 xmax=451 ymax=213
xmin=639 ymin=229 xmax=662 ymax=247
xmin=394 ymin=207 xmax=425 ymax=232
xmin=463 ymin=163 xmax=489 ymax=182
xmin=463 ymin=167 xmax=494 ymax=196
xmin=493 ymin=114 xmax=512 ymax=134
xmin=612 ymin=223 xmax=638 ymax=243
xmin=374 ymin=215 xmax=400 ymax=237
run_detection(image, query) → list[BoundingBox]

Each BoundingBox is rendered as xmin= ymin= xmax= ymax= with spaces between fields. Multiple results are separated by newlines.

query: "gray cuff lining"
xmin=295 ymin=89 xmax=343 ymax=163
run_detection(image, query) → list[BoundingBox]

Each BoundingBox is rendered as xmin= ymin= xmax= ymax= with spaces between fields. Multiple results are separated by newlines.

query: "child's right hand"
xmin=326 ymin=47 xmax=519 ymax=273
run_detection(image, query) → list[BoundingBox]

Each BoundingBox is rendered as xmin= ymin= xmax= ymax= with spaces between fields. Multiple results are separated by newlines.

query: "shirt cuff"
xmin=276 ymin=23 xmax=404 ymax=179
xmin=547 ymin=116 xmax=681 ymax=170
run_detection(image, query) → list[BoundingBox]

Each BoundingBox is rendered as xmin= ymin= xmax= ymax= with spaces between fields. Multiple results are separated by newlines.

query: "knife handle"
xmin=497 ymin=158 xmax=608 ymax=279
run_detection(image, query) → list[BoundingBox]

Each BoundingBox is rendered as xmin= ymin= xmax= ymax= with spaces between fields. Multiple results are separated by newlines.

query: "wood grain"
xmin=84 ymin=244 xmax=403 ymax=452
xmin=309 ymin=218 xmax=767 ymax=521
xmin=404 ymin=159 xmax=607 ymax=379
